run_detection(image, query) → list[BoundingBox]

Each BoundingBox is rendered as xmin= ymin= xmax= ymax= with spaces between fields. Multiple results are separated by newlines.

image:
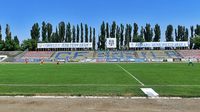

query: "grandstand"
xmin=0 ymin=51 xmax=23 ymax=62
xmin=0 ymin=55 xmax=7 ymax=62
xmin=53 ymin=51 xmax=94 ymax=62
xmin=19 ymin=51 xmax=54 ymax=62
xmin=177 ymin=50 xmax=200 ymax=59
xmin=1 ymin=50 xmax=200 ymax=63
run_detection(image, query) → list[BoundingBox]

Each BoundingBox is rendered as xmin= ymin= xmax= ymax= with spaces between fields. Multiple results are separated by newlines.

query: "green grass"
xmin=0 ymin=63 xmax=200 ymax=97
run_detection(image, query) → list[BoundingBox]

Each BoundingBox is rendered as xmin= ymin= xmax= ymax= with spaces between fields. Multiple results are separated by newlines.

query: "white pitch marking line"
xmin=0 ymin=84 xmax=141 ymax=87
xmin=0 ymin=84 xmax=200 ymax=87
xmin=116 ymin=64 xmax=145 ymax=86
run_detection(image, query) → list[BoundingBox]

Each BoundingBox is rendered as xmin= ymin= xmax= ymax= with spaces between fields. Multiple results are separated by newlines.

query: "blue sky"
xmin=0 ymin=0 xmax=200 ymax=42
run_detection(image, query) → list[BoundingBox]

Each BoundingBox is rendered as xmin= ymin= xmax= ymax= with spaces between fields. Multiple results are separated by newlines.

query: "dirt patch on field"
xmin=0 ymin=97 xmax=200 ymax=112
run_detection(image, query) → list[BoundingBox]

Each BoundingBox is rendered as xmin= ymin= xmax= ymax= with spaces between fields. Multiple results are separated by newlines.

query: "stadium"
xmin=1 ymin=22 xmax=200 ymax=112
xmin=0 ymin=40 xmax=200 ymax=97
xmin=1 ymin=0 xmax=200 ymax=112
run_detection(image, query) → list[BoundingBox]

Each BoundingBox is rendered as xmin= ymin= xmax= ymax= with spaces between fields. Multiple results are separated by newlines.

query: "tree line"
xmin=0 ymin=21 xmax=200 ymax=51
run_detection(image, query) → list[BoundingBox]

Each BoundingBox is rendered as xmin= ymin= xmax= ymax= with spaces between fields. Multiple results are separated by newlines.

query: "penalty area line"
xmin=116 ymin=64 xmax=145 ymax=86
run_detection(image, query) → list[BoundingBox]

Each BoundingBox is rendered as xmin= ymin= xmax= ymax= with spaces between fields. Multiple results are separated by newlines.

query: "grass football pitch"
xmin=0 ymin=63 xmax=200 ymax=97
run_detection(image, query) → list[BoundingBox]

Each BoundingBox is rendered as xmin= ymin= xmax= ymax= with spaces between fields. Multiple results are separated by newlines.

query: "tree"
xmin=106 ymin=23 xmax=109 ymax=38
xmin=190 ymin=26 xmax=194 ymax=49
xmin=110 ymin=21 xmax=116 ymax=38
xmin=51 ymin=28 xmax=59 ymax=42
xmin=14 ymin=36 xmax=20 ymax=50
xmin=21 ymin=39 xmax=37 ymax=51
xmin=191 ymin=26 xmax=194 ymax=38
xmin=100 ymin=21 xmax=106 ymax=50
xmin=116 ymin=26 xmax=120 ymax=50
xmin=177 ymin=25 xmax=185 ymax=41
xmin=192 ymin=35 xmax=200 ymax=49
xmin=76 ymin=25 xmax=80 ymax=43
xmin=72 ymin=26 xmax=76 ymax=43
xmin=92 ymin=28 xmax=96 ymax=50
xmin=0 ymin=40 xmax=4 ymax=51
xmin=85 ymin=24 xmax=88 ymax=42
xmin=89 ymin=27 xmax=92 ymax=42
xmin=0 ymin=25 xmax=4 ymax=51
xmin=165 ymin=25 xmax=174 ymax=41
xmin=4 ymin=24 xmax=16 ymax=51
xmin=5 ymin=24 xmax=11 ymax=41
xmin=4 ymin=39 xmax=16 ymax=51
xmin=31 ymin=23 xmax=40 ymax=41
xmin=132 ymin=26 xmax=145 ymax=43
xmin=144 ymin=24 xmax=153 ymax=42
xmin=183 ymin=28 xmax=189 ymax=41
xmin=124 ymin=25 xmax=128 ymax=48
xmin=58 ymin=21 xmax=65 ymax=42
xmin=97 ymin=35 xmax=101 ymax=50
xmin=120 ymin=24 xmax=124 ymax=49
xmin=124 ymin=24 xmax=132 ymax=49
xmin=175 ymin=29 xmax=178 ymax=41
xmin=42 ymin=21 xmax=47 ymax=42
xmin=66 ymin=23 xmax=71 ymax=42
xmin=138 ymin=26 xmax=145 ymax=42
xmin=0 ymin=25 xmax=2 ymax=41
xmin=153 ymin=24 xmax=161 ymax=42
xmin=46 ymin=23 xmax=53 ymax=42
xmin=80 ymin=23 xmax=84 ymax=42
xmin=133 ymin=23 xmax=139 ymax=42
xmin=176 ymin=25 xmax=188 ymax=41
xmin=195 ymin=24 xmax=200 ymax=36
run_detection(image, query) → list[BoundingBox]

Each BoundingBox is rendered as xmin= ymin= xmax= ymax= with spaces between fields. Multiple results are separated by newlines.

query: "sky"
xmin=0 ymin=0 xmax=200 ymax=42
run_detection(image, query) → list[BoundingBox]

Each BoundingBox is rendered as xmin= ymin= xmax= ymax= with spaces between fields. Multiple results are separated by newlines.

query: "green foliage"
xmin=191 ymin=26 xmax=194 ymax=38
xmin=120 ymin=24 xmax=124 ymax=49
xmin=31 ymin=23 xmax=40 ymax=41
xmin=14 ymin=36 xmax=20 ymax=50
xmin=144 ymin=24 xmax=153 ymax=42
xmin=51 ymin=31 xmax=59 ymax=43
xmin=72 ymin=26 xmax=76 ymax=43
xmin=66 ymin=23 xmax=71 ymax=42
xmin=46 ymin=23 xmax=53 ymax=42
xmin=4 ymin=39 xmax=17 ymax=51
xmin=42 ymin=21 xmax=47 ymax=42
xmin=165 ymin=25 xmax=174 ymax=41
xmin=58 ymin=21 xmax=65 ymax=42
xmin=139 ymin=27 xmax=145 ymax=42
xmin=0 ymin=25 xmax=3 ymax=51
xmin=110 ymin=21 xmax=116 ymax=38
xmin=195 ymin=24 xmax=200 ymax=36
xmin=0 ymin=40 xmax=4 ymax=51
xmin=106 ymin=23 xmax=109 ymax=38
xmin=176 ymin=25 xmax=188 ymax=41
xmin=51 ymin=28 xmax=59 ymax=42
xmin=124 ymin=24 xmax=132 ymax=49
xmin=92 ymin=28 xmax=96 ymax=50
xmin=116 ymin=26 xmax=120 ymax=50
xmin=21 ymin=39 xmax=37 ymax=51
xmin=5 ymin=24 xmax=12 ymax=41
xmin=80 ymin=23 xmax=84 ymax=42
xmin=85 ymin=24 xmax=88 ymax=42
xmin=76 ymin=25 xmax=80 ymax=43
xmin=133 ymin=23 xmax=139 ymax=42
xmin=89 ymin=27 xmax=92 ymax=42
xmin=0 ymin=25 xmax=2 ymax=41
xmin=153 ymin=24 xmax=161 ymax=42
xmin=192 ymin=35 xmax=200 ymax=49
xmin=1 ymin=22 xmax=200 ymax=51
xmin=100 ymin=21 xmax=106 ymax=50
